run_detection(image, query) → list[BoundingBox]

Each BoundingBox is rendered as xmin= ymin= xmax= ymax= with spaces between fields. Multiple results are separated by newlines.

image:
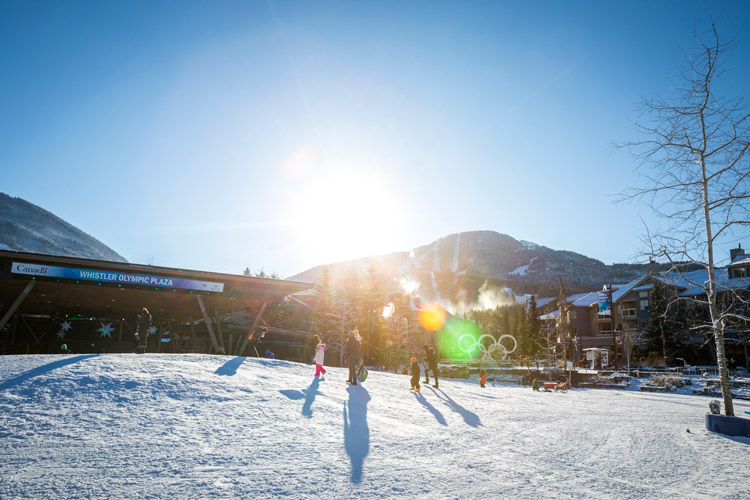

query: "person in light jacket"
xmin=314 ymin=343 xmax=327 ymax=378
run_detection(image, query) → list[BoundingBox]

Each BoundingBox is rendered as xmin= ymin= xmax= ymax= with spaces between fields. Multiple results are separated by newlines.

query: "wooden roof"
xmin=0 ymin=250 xmax=313 ymax=323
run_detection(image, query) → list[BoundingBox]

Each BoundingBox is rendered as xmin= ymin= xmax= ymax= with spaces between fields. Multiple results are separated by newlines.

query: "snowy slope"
xmin=0 ymin=193 xmax=127 ymax=262
xmin=1 ymin=354 xmax=748 ymax=500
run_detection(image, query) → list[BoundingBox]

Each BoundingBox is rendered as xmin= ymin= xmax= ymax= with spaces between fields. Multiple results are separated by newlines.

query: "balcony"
xmin=621 ymin=308 xmax=637 ymax=319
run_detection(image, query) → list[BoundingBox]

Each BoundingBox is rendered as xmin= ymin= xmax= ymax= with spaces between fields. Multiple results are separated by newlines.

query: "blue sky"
xmin=2 ymin=1 xmax=750 ymax=277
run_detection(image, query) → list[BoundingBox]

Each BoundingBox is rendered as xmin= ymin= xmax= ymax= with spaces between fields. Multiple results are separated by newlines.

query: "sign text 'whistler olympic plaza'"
xmin=11 ymin=262 xmax=224 ymax=293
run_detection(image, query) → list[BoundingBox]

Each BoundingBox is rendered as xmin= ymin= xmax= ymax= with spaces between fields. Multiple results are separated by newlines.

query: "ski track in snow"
xmin=432 ymin=240 xmax=440 ymax=273
xmin=452 ymin=232 xmax=461 ymax=273
xmin=0 ymin=354 xmax=748 ymax=500
xmin=430 ymin=272 xmax=442 ymax=302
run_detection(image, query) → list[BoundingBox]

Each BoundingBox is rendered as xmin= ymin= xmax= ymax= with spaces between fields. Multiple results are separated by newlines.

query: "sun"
xmin=285 ymin=169 xmax=406 ymax=263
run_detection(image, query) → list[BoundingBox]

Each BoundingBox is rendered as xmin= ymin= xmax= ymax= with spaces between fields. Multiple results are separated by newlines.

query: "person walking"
xmin=135 ymin=307 xmax=151 ymax=354
xmin=344 ymin=330 xmax=362 ymax=385
xmin=410 ymin=356 xmax=421 ymax=393
xmin=313 ymin=342 xmax=327 ymax=378
xmin=479 ymin=368 xmax=487 ymax=388
xmin=423 ymin=345 xmax=439 ymax=388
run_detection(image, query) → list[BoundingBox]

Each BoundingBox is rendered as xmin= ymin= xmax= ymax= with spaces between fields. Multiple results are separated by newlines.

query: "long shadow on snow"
xmin=413 ymin=392 xmax=447 ymax=426
xmin=0 ymin=355 xmax=98 ymax=391
xmin=427 ymin=386 xmax=481 ymax=427
xmin=344 ymin=385 xmax=370 ymax=483
xmin=301 ymin=377 xmax=320 ymax=417
xmin=279 ymin=378 xmax=321 ymax=417
xmin=215 ymin=356 xmax=245 ymax=376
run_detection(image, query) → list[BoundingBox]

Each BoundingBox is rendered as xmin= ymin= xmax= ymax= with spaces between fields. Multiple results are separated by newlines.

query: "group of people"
xmin=409 ymin=344 xmax=440 ymax=392
xmin=312 ymin=331 xmax=445 ymax=391
xmin=311 ymin=329 xmax=364 ymax=385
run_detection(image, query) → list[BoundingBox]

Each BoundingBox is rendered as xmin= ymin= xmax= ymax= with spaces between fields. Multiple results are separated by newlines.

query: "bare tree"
xmin=619 ymin=21 xmax=750 ymax=416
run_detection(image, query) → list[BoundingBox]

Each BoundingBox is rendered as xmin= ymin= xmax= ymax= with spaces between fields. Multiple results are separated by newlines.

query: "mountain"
xmin=0 ymin=193 xmax=127 ymax=262
xmin=288 ymin=230 xmax=661 ymax=307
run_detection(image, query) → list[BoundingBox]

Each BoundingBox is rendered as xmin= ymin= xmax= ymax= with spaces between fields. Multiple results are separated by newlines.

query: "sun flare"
xmin=285 ymin=169 xmax=406 ymax=262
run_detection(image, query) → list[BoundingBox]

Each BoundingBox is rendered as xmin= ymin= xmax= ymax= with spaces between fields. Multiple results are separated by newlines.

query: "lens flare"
xmin=399 ymin=277 xmax=420 ymax=294
xmin=418 ymin=302 xmax=447 ymax=331
xmin=436 ymin=316 xmax=482 ymax=360
xmin=382 ymin=303 xmax=394 ymax=319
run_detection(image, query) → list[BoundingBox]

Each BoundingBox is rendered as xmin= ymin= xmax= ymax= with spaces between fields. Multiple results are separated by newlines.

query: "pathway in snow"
xmin=0 ymin=354 xmax=748 ymax=500
xmin=452 ymin=232 xmax=461 ymax=273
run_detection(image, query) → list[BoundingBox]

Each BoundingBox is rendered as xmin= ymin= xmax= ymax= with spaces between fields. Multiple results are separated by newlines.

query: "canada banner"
xmin=11 ymin=262 xmax=224 ymax=293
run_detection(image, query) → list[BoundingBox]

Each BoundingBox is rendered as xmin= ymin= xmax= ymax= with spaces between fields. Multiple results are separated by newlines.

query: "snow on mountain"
xmin=288 ymin=230 xmax=657 ymax=311
xmin=0 ymin=193 xmax=126 ymax=262
xmin=509 ymin=257 xmax=538 ymax=277
xmin=1 ymin=354 xmax=748 ymax=499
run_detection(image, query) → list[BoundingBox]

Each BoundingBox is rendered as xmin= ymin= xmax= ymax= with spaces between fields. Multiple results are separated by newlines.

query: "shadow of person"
xmin=343 ymin=385 xmax=371 ymax=483
xmin=413 ymin=392 xmax=447 ymax=426
xmin=428 ymin=386 xmax=481 ymax=428
xmin=301 ymin=377 xmax=321 ymax=418
xmin=0 ymin=355 xmax=98 ymax=391
xmin=214 ymin=356 xmax=246 ymax=376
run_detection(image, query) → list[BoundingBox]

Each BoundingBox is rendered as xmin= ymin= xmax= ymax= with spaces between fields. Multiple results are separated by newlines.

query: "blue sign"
xmin=11 ymin=262 xmax=224 ymax=293
xmin=597 ymin=290 xmax=611 ymax=313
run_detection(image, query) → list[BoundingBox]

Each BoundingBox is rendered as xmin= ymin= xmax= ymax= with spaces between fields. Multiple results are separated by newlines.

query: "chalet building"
xmin=542 ymin=246 xmax=750 ymax=369
xmin=728 ymin=244 xmax=750 ymax=279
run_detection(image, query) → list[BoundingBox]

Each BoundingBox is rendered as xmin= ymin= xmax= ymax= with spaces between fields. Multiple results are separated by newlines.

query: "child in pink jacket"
xmin=314 ymin=343 xmax=327 ymax=377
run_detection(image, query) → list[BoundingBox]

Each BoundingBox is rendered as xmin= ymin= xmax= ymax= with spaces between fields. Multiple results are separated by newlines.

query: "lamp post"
xmin=608 ymin=284 xmax=616 ymax=369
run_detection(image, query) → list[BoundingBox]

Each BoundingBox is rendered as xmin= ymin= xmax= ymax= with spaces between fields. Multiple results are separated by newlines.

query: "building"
xmin=0 ymin=250 xmax=312 ymax=356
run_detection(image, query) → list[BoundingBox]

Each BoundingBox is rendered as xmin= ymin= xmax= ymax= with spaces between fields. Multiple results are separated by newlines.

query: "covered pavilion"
xmin=0 ymin=250 xmax=313 ymax=355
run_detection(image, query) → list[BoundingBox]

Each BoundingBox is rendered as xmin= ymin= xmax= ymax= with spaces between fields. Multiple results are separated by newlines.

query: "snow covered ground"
xmin=1 ymin=354 xmax=748 ymax=499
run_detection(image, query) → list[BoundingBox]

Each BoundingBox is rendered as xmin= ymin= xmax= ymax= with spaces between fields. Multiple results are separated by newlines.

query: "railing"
xmin=621 ymin=308 xmax=637 ymax=318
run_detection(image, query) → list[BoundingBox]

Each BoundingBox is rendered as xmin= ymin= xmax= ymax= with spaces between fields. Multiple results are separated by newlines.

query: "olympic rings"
xmin=457 ymin=333 xmax=517 ymax=361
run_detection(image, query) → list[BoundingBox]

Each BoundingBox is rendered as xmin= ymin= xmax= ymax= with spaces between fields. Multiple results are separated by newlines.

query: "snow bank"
xmin=1 ymin=354 xmax=748 ymax=499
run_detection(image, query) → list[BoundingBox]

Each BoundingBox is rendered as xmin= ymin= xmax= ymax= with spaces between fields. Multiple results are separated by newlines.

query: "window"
xmin=734 ymin=268 xmax=747 ymax=278
xmin=640 ymin=299 xmax=649 ymax=309
xmin=571 ymin=327 xmax=578 ymax=337
xmin=639 ymin=291 xmax=649 ymax=298
xmin=568 ymin=310 xmax=577 ymax=321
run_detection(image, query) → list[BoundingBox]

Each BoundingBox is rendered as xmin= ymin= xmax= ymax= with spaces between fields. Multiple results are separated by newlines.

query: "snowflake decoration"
xmin=57 ymin=320 xmax=72 ymax=339
xmin=98 ymin=322 xmax=114 ymax=339
xmin=148 ymin=326 xmax=157 ymax=335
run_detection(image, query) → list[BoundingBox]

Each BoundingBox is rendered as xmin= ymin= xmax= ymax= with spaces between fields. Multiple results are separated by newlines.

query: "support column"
xmin=21 ymin=317 xmax=43 ymax=346
xmin=189 ymin=316 xmax=198 ymax=352
xmin=0 ymin=282 xmax=35 ymax=332
xmin=196 ymin=296 xmax=221 ymax=353
xmin=214 ymin=309 xmax=226 ymax=354
xmin=237 ymin=302 xmax=268 ymax=356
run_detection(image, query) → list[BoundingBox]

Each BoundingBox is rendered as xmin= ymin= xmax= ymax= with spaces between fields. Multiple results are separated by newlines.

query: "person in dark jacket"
xmin=135 ymin=307 xmax=151 ymax=354
xmin=410 ymin=356 xmax=421 ymax=392
xmin=344 ymin=330 xmax=362 ymax=385
xmin=422 ymin=345 xmax=439 ymax=388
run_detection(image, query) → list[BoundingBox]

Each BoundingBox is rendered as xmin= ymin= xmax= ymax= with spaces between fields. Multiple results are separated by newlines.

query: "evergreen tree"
xmin=364 ymin=263 xmax=388 ymax=364
xmin=336 ymin=268 xmax=362 ymax=365
xmin=515 ymin=304 xmax=529 ymax=358
xmin=526 ymin=295 xmax=542 ymax=357
xmin=312 ymin=267 xmax=338 ymax=347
